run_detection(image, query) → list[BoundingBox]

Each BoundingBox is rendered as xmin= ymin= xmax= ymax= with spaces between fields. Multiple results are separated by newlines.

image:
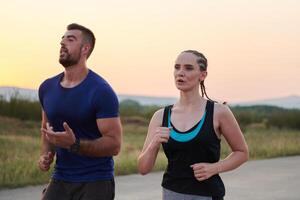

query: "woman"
xmin=137 ymin=50 xmax=249 ymax=200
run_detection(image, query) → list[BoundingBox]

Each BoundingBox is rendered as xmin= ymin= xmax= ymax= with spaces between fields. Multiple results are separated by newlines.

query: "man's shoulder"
xmin=88 ymin=70 xmax=115 ymax=92
xmin=88 ymin=70 xmax=109 ymax=84
xmin=39 ymin=73 xmax=63 ymax=91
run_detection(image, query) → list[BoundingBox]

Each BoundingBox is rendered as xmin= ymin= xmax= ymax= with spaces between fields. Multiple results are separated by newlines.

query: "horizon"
xmin=1 ymin=0 xmax=299 ymax=102
xmin=0 ymin=85 xmax=299 ymax=105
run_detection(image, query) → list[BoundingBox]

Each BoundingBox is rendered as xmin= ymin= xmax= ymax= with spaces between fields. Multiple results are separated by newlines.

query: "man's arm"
xmin=38 ymin=110 xmax=55 ymax=171
xmin=79 ymin=117 xmax=122 ymax=157
xmin=41 ymin=117 xmax=122 ymax=157
xmin=40 ymin=111 xmax=55 ymax=153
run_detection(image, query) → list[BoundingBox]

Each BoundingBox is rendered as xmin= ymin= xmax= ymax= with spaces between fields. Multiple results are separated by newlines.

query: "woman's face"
xmin=174 ymin=52 xmax=207 ymax=92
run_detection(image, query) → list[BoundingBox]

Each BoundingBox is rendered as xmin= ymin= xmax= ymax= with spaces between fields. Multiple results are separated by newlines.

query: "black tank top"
xmin=161 ymin=100 xmax=225 ymax=197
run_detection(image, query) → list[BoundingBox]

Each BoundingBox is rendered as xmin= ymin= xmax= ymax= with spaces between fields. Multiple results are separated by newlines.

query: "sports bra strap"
xmin=162 ymin=105 xmax=173 ymax=127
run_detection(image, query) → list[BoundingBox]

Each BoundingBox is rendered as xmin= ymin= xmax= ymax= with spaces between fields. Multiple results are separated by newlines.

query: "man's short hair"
xmin=67 ymin=23 xmax=96 ymax=58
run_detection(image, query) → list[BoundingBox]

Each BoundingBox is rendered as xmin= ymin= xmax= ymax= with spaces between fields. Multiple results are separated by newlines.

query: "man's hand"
xmin=41 ymin=122 xmax=76 ymax=149
xmin=38 ymin=151 xmax=55 ymax=171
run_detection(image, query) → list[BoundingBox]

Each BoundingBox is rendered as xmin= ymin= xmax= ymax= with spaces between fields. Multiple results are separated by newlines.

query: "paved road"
xmin=0 ymin=156 xmax=299 ymax=200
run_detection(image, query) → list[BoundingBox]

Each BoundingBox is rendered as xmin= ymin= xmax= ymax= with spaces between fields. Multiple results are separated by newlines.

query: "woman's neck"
xmin=177 ymin=90 xmax=206 ymax=108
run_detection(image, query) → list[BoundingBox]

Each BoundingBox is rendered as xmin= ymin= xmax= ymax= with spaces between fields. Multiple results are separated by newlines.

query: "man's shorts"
xmin=41 ymin=178 xmax=115 ymax=200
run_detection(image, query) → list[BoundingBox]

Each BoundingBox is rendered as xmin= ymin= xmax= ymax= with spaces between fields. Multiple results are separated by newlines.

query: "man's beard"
xmin=59 ymin=50 xmax=81 ymax=68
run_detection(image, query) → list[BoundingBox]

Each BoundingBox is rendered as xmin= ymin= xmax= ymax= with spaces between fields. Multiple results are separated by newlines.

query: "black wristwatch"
xmin=69 ymin=138 xmax=80 ymax=153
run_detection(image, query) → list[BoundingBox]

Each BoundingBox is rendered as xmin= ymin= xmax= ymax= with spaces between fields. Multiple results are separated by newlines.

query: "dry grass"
xmin=0 ymin=116 xmax=300 ymax=188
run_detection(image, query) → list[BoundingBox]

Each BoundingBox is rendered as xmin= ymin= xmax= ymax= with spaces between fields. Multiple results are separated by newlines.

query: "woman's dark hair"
xmin=182 ymin=50 xmax=216 ymax=102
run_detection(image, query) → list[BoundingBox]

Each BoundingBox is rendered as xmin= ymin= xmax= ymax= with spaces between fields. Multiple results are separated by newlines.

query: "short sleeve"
xmin=38 ymin=80 xmax=47 ymax=109
xmin=93 ymin=85 xmax=119 ymax=119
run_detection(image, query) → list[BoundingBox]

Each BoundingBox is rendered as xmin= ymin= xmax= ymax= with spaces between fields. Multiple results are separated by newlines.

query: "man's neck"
xmin=61 ymin=63 xmax=89 ymax=88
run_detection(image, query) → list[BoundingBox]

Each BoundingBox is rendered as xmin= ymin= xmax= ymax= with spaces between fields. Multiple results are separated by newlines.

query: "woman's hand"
xmin=190 ymin=162 xmax=219 ymax=181
xmin=148 ymin=127 xmax=171 ymax=150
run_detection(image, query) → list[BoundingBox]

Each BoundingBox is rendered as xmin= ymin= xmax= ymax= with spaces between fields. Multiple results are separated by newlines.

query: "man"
xmin=38 ymin=23 xmax=122 ymax=200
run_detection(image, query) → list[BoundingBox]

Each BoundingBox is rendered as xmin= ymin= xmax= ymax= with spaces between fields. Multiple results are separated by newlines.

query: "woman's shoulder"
xmin=150 ymin=106 xmax=171 ymax=127
xmin=152 ymin=108 xmax=165 ymax=121
xmin=213 ymin=101 xmax=232 ymax=118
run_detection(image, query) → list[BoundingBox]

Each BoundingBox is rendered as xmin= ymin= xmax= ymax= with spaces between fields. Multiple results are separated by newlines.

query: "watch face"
xmin=70 ymin=139 xmax=80 ymax=153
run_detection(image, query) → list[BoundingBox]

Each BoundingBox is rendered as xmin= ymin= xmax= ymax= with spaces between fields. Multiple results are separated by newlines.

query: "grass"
xmin=114 ymin=124 xmax=167 ymax=175
xmin=244 ymin=128 xmax=300 ymax=159
xmin=0 ymin=134 xmax=51 ymax=188
xmin=0 ymin=115 xmax=300 ymax=188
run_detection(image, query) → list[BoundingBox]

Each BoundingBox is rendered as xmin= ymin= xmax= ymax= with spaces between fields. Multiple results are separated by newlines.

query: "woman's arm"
xmin=191 ymin=103 xmax=249 ymax=181
xmin=215 ymin=103 xmax=249 ymax=173
xmin=137 ymin=109 xmax=170 ymax=175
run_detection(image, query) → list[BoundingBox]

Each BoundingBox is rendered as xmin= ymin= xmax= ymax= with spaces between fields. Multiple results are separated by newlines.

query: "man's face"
xmin=59 ymin=30 xmax=83 ymax=68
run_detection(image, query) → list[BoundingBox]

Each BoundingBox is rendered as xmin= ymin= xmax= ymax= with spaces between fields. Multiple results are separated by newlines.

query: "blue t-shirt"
xmin=38 ymin=69 xmax=119 ymax=182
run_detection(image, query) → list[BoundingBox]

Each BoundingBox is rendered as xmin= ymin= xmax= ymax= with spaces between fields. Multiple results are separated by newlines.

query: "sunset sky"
xmin=0 ymin=0 xmax=299 ymax=103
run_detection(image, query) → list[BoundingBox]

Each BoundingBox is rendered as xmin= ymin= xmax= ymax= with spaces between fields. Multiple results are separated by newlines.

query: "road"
xmin=0 ymin=156 xmax=299 ymax=200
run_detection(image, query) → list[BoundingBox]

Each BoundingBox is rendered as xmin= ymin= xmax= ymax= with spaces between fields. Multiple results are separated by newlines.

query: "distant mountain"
xmin=232 ymin=95 xmax=300 ymax=109
xmin=1 ymin=86 xmax=299 ymax=109
xmin=0 ymin=86 xmax=38 ymax=101
xmin=0 ymin=86 xmax=177 ymax=106
xmin=118 ymin=94 xmax=177 ymax=106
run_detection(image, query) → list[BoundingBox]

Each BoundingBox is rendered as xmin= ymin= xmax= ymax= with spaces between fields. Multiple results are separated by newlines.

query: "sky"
xmin=0 ymin=0 xmax=299 ymax=103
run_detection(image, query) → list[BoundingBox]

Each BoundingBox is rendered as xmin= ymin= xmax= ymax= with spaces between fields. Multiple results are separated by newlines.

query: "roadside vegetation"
xmin=0 ymin=97 xmax=300 ymax=188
